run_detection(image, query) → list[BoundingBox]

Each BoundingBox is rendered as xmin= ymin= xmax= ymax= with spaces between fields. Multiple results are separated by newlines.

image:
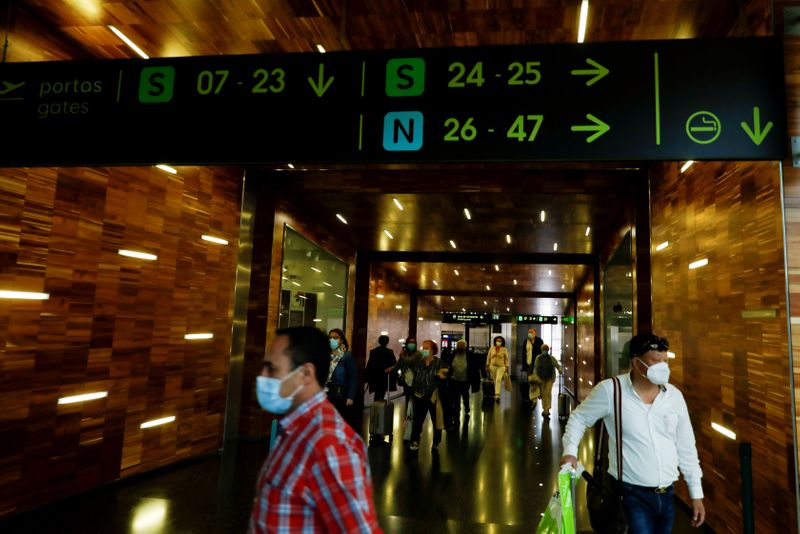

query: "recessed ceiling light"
xmin=313 ymin=318 xmax=322 ymax=322
xmin=656 ymin=241 xmax=669 ymax=251
xmin=509 ymin=298 xmax=513 ymax=302
xmin=461 ymin=307 xmax=466 ymax=312
xmin=336 ymin=214 xmax=348 ymax=225
xmin=449 ymin=240 xmax=457 ymax=249
xmin=432 ymin=280 xmax=438 ymax=286
xmin=434 ymin=322 xmax=439 ymax=326
xmin=553 ymin=242 xmax=558 ymax=251
xmin=680 ymin=160 xmax=695 ymax=173
xmin=335 ymin=293 xmax=344 ymax=298
xmin=486 ymin=285 xmax=491 ymax=291
xmin=384 ymin=230 xmax=394 ymax=239
xmin=323 ymin=282 xmax=332 ymax=287
xmin=689 ymin=258 xmax=709 ymax=270
xmin=400 ymin=265 xmax=408 ymax=272
xmin=108 ymin=25 xmax=149 ymax=59
xmin=548 ymin=269 xmax=552 ymax=275
xmin=316 ymin=44 xmax=326 ymax=53
xmin=454 ymin=269 xmax=459 ymax=276
xmin=140 ymin=416 xmax=176 ymax=429
xmin=540 ymin=210 xmax=546 ymax=222
xmin=463 ymin=208 xmax=471 ymax=220
xmin=156 ymin=164 xmax=177 ymax=174
xmin=483 ymin=300 xmax=487 ymax=305
xmin=58 ymin=391 xmax=108 ymax=404
xmin=288 ymin=163 xmax=295 ymax=169
xmin=376 ymin=294 xmax=385 ymax=298
xmin=506 ymin=307 xmax=510 ymax=312
xmin=419 ymin=317 xmax=424 ymax=321
xmin=291 ymin=281 xmax=301 ymax=287
xmin=711 ymin=422 xmax=736 ymax=440
xmin=0 ymin=290 xmax=49 ymax=300
xmin=310 ymin=267 xmax=321 ymax=273
xmin=296 ymin=294 xmax=307 ymax=300
xmin=393 ymin=198 xmax=404 ymax=211
xmin=506 ymin=234 xmax=511 ymax=244
xmin=585 ymin=226 xmax=591 ymax=237
xmin=513 ymin=279 xmax=517 ymax=285
xmin=450 ymin=296 xmax=455 ymax=300
xmin=185 ymin=333 xmax=214 ymax=340
xmin=561 ymin=284 xmax=566 ymax=289
xmin=395 ymin=305 xmax=402 ymax=309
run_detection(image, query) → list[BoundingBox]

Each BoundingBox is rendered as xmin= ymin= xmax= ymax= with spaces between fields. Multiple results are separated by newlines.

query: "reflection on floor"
xmin=0 ymin=381 xmax=701 ymax=533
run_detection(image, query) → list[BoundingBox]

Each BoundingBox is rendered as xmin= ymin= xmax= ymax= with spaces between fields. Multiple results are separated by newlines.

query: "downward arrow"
xmin=308 ymin=64 xmax=334 ymax=97
xmin=740 ymin=106 xmax=773 ymax=146
xmin=571 ymin=114 xmax=610 ymax=143
xmin=570 ymin=58 xmax=609 ymax=87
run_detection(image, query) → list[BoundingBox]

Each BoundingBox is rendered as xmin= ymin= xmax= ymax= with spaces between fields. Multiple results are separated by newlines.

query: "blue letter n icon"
xmin=383 ymin=111 xmax=423 ymax=151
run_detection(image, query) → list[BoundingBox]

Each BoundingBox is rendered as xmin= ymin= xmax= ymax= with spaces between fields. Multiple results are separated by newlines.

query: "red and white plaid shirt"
xmin=249 ymin=391 xmax=383 ymax=533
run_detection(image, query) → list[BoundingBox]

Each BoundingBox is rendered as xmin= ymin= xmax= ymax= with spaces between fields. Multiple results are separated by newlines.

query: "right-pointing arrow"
xmin=740 ymin=106 xmax=773 ymax=146
xmin=571 ymin=114 xmax=610 ymax=143
xmin=570 ymin=59 xmax=609 ymax=86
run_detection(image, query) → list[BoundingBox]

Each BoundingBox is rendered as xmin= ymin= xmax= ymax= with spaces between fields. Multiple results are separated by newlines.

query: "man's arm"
xmin=560 ymin=381 xmax=612 ymax=464
xmin=552 ymin=355 xmax=563 ymax=374
xmin=675 ymin=393 xmax=704 ymax=499
xmin=309 ymin=441 xmax=381 ymax=533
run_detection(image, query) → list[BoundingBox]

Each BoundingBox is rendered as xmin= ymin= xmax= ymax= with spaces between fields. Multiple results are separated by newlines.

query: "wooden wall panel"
xmin=0 ymin=166 xmax=241 ymax=517
xmin=650 ymin=160 xmax=793 ymax=533
xmin=573 ymin=278 xmax=596 ymax=402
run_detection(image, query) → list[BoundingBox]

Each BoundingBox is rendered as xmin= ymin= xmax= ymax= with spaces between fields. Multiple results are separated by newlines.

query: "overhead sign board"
xmin=442 ymin=312 xmax=510 ymax=324
xmin=516 ymin=315 xmax=559 ymax=324
xmin=0 ymin=37 xmax=785 ymax=166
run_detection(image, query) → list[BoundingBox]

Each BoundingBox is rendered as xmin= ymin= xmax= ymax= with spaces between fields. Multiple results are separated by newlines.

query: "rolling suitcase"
xmin=369 ymin=375 xmax=394 ymax=443
xmin=481 ymin=377 xmax=495 ymax=397
xmin=558 ymin=373 xmax=571 ymax=421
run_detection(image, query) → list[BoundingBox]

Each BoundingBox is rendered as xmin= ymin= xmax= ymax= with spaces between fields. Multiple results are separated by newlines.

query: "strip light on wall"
xmin=155 ymin=164 xmax=177 ymax=174
xmin=689 ymin=258 xmax=709 ymax=270
xmin=201 ymin=235 xmax=228 ymax=245
xmin=0 ymin=290 xmax=50 ymax=300
xmin=140 ymin=416 xmax=176 ymax=429
xmin=185 ymin=333 xmax=213 ymax=340
xmin=118 ymin=250 xmax=157 ymax=261
xmin=577 ymin=0 xmax=589 ymax=43
xmin=108 ymin=25 xmax=150 ymax=59
xmin=711 ymin=422 xmax=736 ymax=440
xmin=58 ymin=391 xmax=108 ymax=404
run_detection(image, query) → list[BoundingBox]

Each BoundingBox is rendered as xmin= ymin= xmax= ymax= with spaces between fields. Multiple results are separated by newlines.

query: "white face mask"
xmin=637 ymin=359 xmax=670 ymax=385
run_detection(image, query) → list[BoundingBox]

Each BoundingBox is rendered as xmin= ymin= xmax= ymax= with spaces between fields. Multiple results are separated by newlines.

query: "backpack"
xmin=536 ymin=354 xmax=555 ymax=381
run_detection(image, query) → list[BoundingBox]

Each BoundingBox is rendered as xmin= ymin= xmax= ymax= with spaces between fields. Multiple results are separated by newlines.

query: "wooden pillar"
xmin=350 ymin=252 xmax=371 ymax=428
xmin=634 ymin=170 xmax=653 ymax=334
xmin=408 ymin=291 xmax=418 ymax=338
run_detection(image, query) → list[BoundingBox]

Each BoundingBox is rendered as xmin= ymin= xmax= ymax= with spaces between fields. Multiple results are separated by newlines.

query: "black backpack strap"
xmin=613 ymin=377 xmax=623 ymax=482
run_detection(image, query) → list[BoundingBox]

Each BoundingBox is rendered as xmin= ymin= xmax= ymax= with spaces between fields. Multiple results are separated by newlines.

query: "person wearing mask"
xmin=485 ymin=335 xmax=509 ymax=403
xmin=446 ymin=339 xmax=473 ymax=424
xmin=524 ymin=328 xmax=544 ymax=404
xmin=386 ymin=336 xmax=422 ymax=410
xmin=409 ymin=340 xmax=448 ymax=451
xmin=326 ymin=328 xmax=357 ymax=429
xmin=531 ymin=343 xmax=562 ymax=418
xmin=249 ymin=326 xmax=382 ymax=533
xmin=367 ymin=334 xmax=396 ymax=402
xmin=560 ymin=334 xmax=705 ymax=532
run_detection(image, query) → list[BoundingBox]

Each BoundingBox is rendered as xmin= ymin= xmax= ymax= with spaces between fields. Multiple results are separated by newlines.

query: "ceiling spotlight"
xmin=483 ymin=300 xmax=488 ymax=305
xmin=464 ymin=208 xmax=471 ymax=220
xmin=553 ymin=242 xmax=558 ymax=251
xmin=323 ymin=282 xmax=332 ymax=287
xmin=680 ymin=160 xmax=695 ymax=173
xmin=577 ymin=0 xmax=589 ymax=43
xmin=513 ymin=279 xmax=518 ymax=285
xmin=449 ymin=240 xmax=457 ymax=249
xmin=400 ymin=265 xmax=408 ymax=272
xmin=336 ymin=214 xmax=348 ymax=225
xmin=561 ymin=284 xmax=566 ymax=289
xmin=108 ymin=25 xmax=149 ymax=59
xmin=505 ymin=234 xmax=511 ymax=243
xmin=376 ymin=294 xmax=385 ymax=299
xmin=384 ymin=230 xmax=394 ymax=239
xmin=393 ymin=198 xmax=404 ymax=211
xmin=450 ymin=296 xmax=455 ymax=300
xmin=432 ymin=280 xmax=438 ymax=286
xmin=509 ymin=298 xmax=513 ymax=302
xmin=486 ymin=285 xmax=491 ymax=291
xmin=156 ymin=164 xmax=177 ymax=174
xmin=316 ymin=44 xmax=326 ymax=53
xmin=454 ymin=269 xmax=460 ymax=276
xmin=287 ymin=163 xmax=295 ymax=169
xmin=585 ymin=226 xmax=591 ymax=236
xmin=548 ymin=269 xmax=552 ymax=275
xmin=540 ymin=210 xmax=546 ymax=222
xmin=494 ymin=265 xmax=499 ymax=271
xmin=310 ymin=267 xmax=321 ymax=273
xmin=506 ymin=307 xmax=510 ymax=312
xmin=656 ymin=241 xmax=669 ymax=251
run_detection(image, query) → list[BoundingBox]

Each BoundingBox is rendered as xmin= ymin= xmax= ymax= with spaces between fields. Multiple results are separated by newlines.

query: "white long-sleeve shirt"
xmin=562 ymin=373 xmax=704 ymax=499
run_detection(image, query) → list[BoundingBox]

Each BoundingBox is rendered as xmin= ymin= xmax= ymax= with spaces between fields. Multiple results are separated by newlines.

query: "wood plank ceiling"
xmin=5 ymin=0 xmax=750 ymax=313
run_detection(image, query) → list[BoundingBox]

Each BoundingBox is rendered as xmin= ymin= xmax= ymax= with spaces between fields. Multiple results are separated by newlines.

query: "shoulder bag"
xmin=584 ymin=376 xmax=628 ymax=533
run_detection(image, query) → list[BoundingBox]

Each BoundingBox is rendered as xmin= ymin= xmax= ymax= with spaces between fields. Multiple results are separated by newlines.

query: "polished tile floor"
xmin=0 ymin=382 xmax=703 ymax=533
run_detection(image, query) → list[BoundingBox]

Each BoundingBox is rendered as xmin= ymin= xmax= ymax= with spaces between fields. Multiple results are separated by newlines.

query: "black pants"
xmin=410 ymin=395 xmax=442 ymax=445
xmin=453 ymin=381 xmax=470 ymax=416
xmin=329 ymin=396 xmax=356 ymax=430
xmin=372 ymin=383 xmax=388 ymax=402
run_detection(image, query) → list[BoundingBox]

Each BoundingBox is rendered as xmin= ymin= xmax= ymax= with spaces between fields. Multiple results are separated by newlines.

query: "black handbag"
xmin=584 ymin=376 xmax=628 ymax=533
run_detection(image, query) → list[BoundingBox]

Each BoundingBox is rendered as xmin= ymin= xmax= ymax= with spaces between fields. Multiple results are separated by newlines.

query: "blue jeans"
xmin=620 ymin=481 xmax=674 ymax=534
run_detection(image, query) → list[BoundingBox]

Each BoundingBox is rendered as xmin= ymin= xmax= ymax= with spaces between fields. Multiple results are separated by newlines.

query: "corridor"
xmin=0 ymin=382 xmax=701 ymax=533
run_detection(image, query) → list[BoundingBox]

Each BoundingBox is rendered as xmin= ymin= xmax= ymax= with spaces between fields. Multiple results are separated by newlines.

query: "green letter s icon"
xmin=386 ymin=58 xmax=425 ymax=97
xmin=139 ymin=67 xmax=175 ymax=103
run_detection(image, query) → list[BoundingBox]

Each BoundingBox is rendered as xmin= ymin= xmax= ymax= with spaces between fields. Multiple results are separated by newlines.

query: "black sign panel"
xmin=442 ymin=312 xmax=511 ymax=324
xmin=516 ymin=315 xmax=560 ymax=324
xmin=0 ymin=37 xmax=785 ymax=166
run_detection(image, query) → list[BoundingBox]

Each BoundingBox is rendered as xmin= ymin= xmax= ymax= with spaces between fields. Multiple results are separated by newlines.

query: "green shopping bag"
xmin=558 ymin=468 xmax=577 ymax=534
xmin=536 ymin=493 xmax=562 ymax=534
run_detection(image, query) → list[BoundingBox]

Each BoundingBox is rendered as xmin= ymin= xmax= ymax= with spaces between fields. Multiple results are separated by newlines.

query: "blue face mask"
xmin=256 ymin=367 xmax=304 ymax=414
xmin=406 ymin=343 xmax=416 ymax=352
xmin=329 ymin=338 xmax=340 ymax=351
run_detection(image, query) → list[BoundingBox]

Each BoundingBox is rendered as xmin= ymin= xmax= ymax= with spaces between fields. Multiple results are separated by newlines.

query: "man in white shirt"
xmin=560 ymin=333 xmax=705 ymax=533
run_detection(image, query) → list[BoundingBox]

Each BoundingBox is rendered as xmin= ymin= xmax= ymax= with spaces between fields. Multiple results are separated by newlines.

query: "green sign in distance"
xmin=0 ymin=37 xmax=786 ymax=166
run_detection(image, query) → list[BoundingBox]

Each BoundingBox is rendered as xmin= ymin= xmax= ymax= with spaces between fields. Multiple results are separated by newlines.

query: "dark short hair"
xmin=328 ymin=328 xmax=349 ymax=350
xmin=629 ymin=333 xmax=669 ymax=358
xmin=493 ymin=336 xmax=506 ymax=346
xmin=276 ymin=327 xmax=330 ymax=387
xmin=378 ymin=335 xmax=390 ymax=346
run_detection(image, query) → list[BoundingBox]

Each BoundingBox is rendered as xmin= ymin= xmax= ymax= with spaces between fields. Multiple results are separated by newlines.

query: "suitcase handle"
xmin=386 ymin=372 xmax=391 ymax=401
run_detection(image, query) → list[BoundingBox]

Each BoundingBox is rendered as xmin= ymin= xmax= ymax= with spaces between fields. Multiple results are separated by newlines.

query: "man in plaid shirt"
xmin=249 ymin=326 xmax=383 ymax=533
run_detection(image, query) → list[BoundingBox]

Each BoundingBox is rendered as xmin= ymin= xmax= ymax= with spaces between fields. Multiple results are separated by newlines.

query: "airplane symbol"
xmin=0 ymin=81 xmax=25 ymax=97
